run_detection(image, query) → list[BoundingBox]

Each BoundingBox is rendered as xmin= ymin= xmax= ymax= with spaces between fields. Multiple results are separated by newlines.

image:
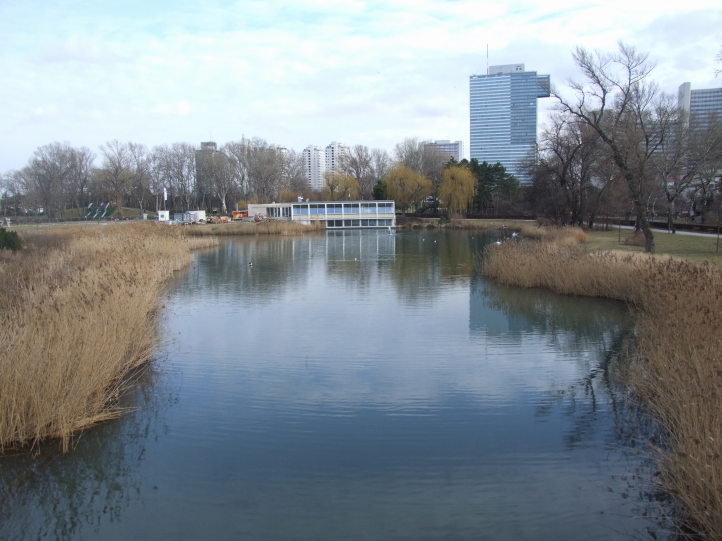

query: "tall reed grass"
xmin=481 ymin=237 xmax=722 ymax=540
xmin=0 ymin=222 xmax=217 ymax=452
xmin=420 ymin=219 xmax=590 ymax=245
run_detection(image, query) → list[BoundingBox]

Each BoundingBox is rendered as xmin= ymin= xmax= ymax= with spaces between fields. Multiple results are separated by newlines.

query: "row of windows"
xmin=292 ymin=203 xmax=393 ymax=215
xmin=327 ymin=219 xmax=394 ymax=228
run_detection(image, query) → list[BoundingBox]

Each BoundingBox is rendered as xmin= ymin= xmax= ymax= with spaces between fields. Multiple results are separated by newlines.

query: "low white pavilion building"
xmin=247 ymin=201 xmax=395 ymax=229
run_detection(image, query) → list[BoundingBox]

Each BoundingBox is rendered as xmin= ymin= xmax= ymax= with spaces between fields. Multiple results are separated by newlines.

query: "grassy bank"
xmin=585 ymin=227 xmax=722 ymax=264
xmin=0 ymin=222 xmax=217 ymax=452
xmin=481 ymin=234 xmax=722 ymax=539
xmin=187 ymin=220 xmax=324 ymax=236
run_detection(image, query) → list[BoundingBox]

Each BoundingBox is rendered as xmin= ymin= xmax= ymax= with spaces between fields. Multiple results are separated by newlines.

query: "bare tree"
xmin=68 ymin=147 xmax=95 ymax=215
xmin=421 ymin=145 xmax=449 ymax=202
xmin=0 ymin=172 xmax=13 ymax=217
xmin=554 ymin=43 xmax=671 ymax=252
xmin=531 ymin=113 xmax=604 ymax=226
xmin=169 ymin=143 xmax=197 ymax=211
xmin=340 ymin=145 xmax=374 ymax=199
xmin=322 ymin=172 xmax=359 ymax=201
xmin=149 ymin=147 xmax=167 ymax=212
xmin=206 ymin=150 xmax=235 ymax=214
xmin=284 ymin=149 xmax=308 ymax=195
xmin=152 ymin=143 xmax=196 ymax=212
xmin=127 ymin=143 xmax=151 ymax=213
xmin=222 ymin=140 xmax=250 ymax=199
xmin=242 ymin=138 xmax=285 ymax=202
xmin=394 ymin=138 xmax=425 ymax=172
xmin=26 ymin=142 xmax=74 ymax=218
xmin=98 ymin=140 xmax=134 ymax=217
xmin=370 ymin=148 xmax=390 ymax=181
xmin=691 ymin=151 xmax=722 ymax=223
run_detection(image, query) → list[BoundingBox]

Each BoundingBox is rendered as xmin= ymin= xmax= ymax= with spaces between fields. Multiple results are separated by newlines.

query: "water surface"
xmin=1 ymin=230 xmax=668 ymax=540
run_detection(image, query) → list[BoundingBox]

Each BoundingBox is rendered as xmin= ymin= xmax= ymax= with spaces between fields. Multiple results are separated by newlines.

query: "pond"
xmin=0 ymin=229 xmax=670 ymax=540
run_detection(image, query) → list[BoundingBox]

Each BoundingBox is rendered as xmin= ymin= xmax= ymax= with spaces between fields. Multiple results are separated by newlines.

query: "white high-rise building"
xmin=302 ymin=145 xmax=326 ymax=191
xmin=325 ymin=141 xmax=349 ymax=174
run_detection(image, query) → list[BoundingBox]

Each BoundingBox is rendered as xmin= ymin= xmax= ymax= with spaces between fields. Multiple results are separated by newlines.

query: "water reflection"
xmin=0 ymin=231 xmax=674 ymax=540
xmin=172 ymin=230 xmax=490 ymax=307
xmin=471 ymin=276 xmax=632 ymax=344
xmin=0 ymin=367 xmax=175 ymax=540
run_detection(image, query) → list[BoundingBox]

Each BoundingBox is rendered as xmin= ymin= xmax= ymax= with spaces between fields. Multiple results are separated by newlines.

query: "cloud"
xmin=0 ymin=0 xmax=719 ymax=171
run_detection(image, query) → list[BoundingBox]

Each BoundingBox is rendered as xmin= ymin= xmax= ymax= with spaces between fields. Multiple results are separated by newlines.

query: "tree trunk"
xmin=638 ymin=211 xmax=655 ymax=252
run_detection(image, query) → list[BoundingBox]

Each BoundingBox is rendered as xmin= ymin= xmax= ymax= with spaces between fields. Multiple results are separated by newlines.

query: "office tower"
xmin=195 ymin=141 xmax=219 ymax=193
xmin=470 ymin=64 xmax=550 ymax=183
xmin=424 ymin=140 xmax=464 ymax=161
xmin=302 ymin=145 xmax=326 ymax=191
xmin=679 ymin=82 xmax=722 ymax=130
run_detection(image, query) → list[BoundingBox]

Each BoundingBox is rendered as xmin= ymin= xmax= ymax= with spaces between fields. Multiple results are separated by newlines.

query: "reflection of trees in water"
xmin=471 ymin=275 xmax=633 ymax=349
xmin=0 ymin=366 xmax=174 ymax=541
xmin=474 ymin=275 xmax=676 ymax=536
xmin=473 ymin=275 xmax=634 ymax=442
xmin=172 ymin=231 xmax=494 ymax=306
xmin=383 ymin=231 xmax=491 ymax=305
xmin=171 ymin=236 xmax=318 ymax=302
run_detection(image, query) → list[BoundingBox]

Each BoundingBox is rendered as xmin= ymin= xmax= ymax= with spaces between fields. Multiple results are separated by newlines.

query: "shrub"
xmin=0 ymin=227 xmax=21 ymax=252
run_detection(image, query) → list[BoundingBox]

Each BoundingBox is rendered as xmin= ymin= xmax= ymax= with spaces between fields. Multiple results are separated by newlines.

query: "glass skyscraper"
xmin=470 ymin=64 xmax=550 ymax=183
xmin=679 ymin=82 xmax=722 ymax=131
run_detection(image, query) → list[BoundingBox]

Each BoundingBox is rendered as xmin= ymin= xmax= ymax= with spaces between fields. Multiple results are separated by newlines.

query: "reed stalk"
xmin=0 ymin=222 xmax=217 ymax=452
xmin=481 ymin=233 xmax=722 ymax=539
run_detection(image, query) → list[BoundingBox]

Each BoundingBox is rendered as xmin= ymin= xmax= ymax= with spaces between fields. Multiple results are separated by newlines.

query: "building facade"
xmin=247 ymin=200 xmax=395 ymax=229
xmin=302 ymin=145 xmax=326 ymax=191
xmin=679 ymin=82 xmax=722 ymax=130
xmin=469 ymin=64 xmax=550 ymax=183
xmin=424 ymin=140 xmax=464 ymax=161
xmin=325 ymin=141 xmax=349 ymax=174
xmin=302 ymin=142 xmax=350 ymax=191
xmin=195 ymin=141 xmax=219 ymax=191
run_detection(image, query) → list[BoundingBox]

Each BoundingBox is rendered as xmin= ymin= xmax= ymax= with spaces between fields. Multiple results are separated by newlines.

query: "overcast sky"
xmin=0 ymin=0 xmax=720 ymax=172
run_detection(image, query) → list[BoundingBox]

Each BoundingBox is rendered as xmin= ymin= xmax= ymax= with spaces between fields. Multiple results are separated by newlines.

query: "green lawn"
xmin=468 ymin=219 xmax=722 ymax=264
xmin=585 ymin=226 xmax=722 ymax=264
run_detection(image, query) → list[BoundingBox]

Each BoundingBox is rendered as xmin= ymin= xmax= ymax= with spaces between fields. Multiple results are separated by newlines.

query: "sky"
xmin=0 ymin=0 xmax=720 ymax=172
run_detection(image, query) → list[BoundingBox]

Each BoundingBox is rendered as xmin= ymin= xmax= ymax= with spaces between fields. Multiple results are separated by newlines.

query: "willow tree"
xmin=384 ymin=164 xmax=432 ymax=213
xmin=439 ymin=165 xmax=475 ymax=217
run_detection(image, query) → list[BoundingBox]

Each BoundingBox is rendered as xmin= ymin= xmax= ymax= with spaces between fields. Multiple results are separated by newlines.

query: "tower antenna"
xmin=486 ymin=44 xmax=489 ymax=75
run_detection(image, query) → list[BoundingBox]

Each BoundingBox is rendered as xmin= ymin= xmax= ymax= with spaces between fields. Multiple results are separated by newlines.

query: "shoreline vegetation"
xmin=0 ymin=223 xmax=217 ymax=452
xmin=0 ymin=219 xmax=324 ymax=453
xmin=481 ymin=228 xmax=722 ymax=540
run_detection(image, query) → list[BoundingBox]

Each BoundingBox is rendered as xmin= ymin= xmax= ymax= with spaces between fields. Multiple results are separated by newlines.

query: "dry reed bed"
xmin=187 ymin=220 xmax=324 ymax=236
xmin=0 ymin=222 xmax=217 ymax=452
xmin=423 ymin=219 xmax=591 ymax=245
xmin=482 ymin=238 xmax=722 ymax=540
xmin=515 ymin=223 xmax=589 ymax=244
